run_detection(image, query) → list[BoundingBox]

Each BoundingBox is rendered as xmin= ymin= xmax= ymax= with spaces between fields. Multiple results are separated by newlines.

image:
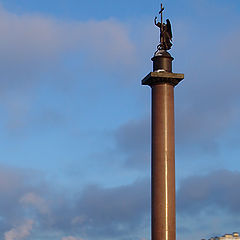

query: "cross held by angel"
xmin=154 ymin=4 xmax=173 ymax=51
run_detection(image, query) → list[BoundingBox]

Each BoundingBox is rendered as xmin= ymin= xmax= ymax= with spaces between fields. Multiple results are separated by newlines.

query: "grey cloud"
xmin=58 ymin=179 xmax=150 ymax=239
xmin=2 ymin=164 xmax=240 ymax=240
xmin=20 ymin=192 xmax=50 ymax=215
xmin=0 ymin=165 xmax=53 ymax=237
xmin=0 ymin=164 xmax=150 ymax=240
xmin=177 ymin=169 xmax=240 ymax=215
xmin=176 ymin=169 xmax=240 ymax=240
xmin=4 ymin=220 xmax=34 ymax=240
xmin=0 ymin=166 xmax=38 ymax=220
xmin=114 ymin=118 xmax=150 ymax=153
xmin=114 ymin=117 xmax=150 ymax=170
xmin=76 ymin=179 xmax=149 ymax=226
xmin=174 ymin=23 xmax=240 ymax=154
xmin=112 ymin=20 xmax=240 ymax=169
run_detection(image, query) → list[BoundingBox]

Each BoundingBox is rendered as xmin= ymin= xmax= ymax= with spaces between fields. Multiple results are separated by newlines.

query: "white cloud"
xmin=0 ymin=5 xmax=136 ymax=75
xmin=4 ymin=220 xmax=34 ymax=240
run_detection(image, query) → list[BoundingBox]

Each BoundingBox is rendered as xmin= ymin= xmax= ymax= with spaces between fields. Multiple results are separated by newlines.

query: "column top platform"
xmin=142 ymin=72 xmax=184 ymax=87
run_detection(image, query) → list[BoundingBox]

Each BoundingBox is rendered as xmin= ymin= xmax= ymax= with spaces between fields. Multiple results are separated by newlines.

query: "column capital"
xmin=142 ymin=72 xmax=184 ymax=87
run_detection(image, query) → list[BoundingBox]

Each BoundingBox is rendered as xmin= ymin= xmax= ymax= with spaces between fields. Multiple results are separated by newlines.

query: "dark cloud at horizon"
xmin=0 ymin=164 xmax=150 ymax=240
xmin=1 ymin=164 xmax=240 ymax=240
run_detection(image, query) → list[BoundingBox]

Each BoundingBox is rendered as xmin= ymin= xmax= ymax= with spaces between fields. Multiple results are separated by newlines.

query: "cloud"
xmin=0 ymin=2 xmax=239 ymax=240
xmin=114 ymin=118 xmax=150 ymax=154
xmin=113 ymin=117 xmax=150 ymax=170
xmin=76 ymin=179 xmax=149 ymax=226
xmin=54 ymin=179 xmax=150 ymax=239
xmin=176 ymin=170 xmax=240 ymax=240
xmin=20 ymin=192 xmax=49 ymax=215
xmin=0 ymin=165 xmax=42 ymax=225
xmin=0 ymin=163 xmax=149 ymax=240
xmin=1 ymin=164 xmax=240 ymax=240
xmin=4 ymin=220 xmax=34 ymax=240
xmin=174 ymin=19 xmax=240 ymax=155
xmin=62 ymin=237 xmax=83 ymax=240
xmin=0 ymin=5 xmax=137 ymax=132
xmin=177 ymin=169 xmax=240 ymax=215
xmin=111 ymin=17 xmax=240 ymax=167
xmin=0 ymin=5 xmax=135 ymax=86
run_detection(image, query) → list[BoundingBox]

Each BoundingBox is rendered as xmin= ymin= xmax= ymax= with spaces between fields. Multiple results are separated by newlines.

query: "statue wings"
xmin=166 ymin=19 xmax=172 ymax=40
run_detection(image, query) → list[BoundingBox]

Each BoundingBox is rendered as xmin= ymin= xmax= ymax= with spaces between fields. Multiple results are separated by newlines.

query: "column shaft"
xmin=151 ymin=83 xmax=176 ymax=240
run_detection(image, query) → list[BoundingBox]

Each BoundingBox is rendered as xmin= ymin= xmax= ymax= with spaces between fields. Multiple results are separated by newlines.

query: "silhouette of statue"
xmin=154 ymin=5 xmax=173 ymax=51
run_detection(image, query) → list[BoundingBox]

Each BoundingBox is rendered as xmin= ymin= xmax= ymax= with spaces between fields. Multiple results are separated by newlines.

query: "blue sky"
xmin=0 ymin=0 xmax=240 ymax=240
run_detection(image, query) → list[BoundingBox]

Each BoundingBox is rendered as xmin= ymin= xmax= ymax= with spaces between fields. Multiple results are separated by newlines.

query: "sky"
xmin=0 ymin=0 xmax=239 ymax=240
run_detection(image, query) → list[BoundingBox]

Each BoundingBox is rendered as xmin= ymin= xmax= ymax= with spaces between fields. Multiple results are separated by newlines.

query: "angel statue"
xmin=154 ymin=4 xmax=173 ymax=51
